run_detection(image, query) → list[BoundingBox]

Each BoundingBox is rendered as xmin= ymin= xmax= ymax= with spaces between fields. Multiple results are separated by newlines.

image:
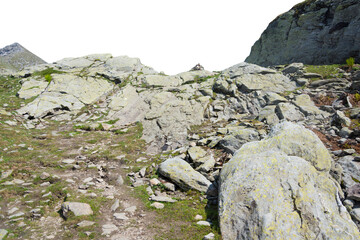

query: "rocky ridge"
xmin=246 ymin=0 xmax=360 ymax=66
xmin=1 ymin=54 xmax=360 ymax=239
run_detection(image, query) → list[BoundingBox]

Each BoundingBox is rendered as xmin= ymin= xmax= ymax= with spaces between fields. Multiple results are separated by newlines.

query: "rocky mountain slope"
xmin=0 ymin=43 xmax=46 ymax=74
xmin=246 ymin=0 xmax=360 ymax=66
xmin=1 ymin=52 xmax=360 ymax=239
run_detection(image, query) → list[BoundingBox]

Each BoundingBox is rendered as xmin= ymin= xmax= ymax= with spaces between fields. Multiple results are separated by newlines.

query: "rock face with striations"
xmin=219 ymin=122 xmax=360 ymax=239
xmin=0 ymin=43 xmax=46 ymax=72
xmin=246 ymin=0 xmax=360 ymax=66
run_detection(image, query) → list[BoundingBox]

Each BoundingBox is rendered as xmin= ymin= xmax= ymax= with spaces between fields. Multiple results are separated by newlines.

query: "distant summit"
xmin=0 ymin=42 xmax=46 ymax=71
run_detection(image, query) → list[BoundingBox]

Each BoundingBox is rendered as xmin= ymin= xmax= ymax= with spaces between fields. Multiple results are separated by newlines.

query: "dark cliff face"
xmin=0 ymin=43 xmax=46 ymax=71
xmin=245 ymin=0 xmax=360 ymax=66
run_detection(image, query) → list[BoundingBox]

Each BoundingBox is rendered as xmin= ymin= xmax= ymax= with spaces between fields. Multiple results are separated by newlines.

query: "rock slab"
xmin=61 ymin=202 xmax=93 ymax=218
xmin=158 ymin=157 xmax=211 ymax=192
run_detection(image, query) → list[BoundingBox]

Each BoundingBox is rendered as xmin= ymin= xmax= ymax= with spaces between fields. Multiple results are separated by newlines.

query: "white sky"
xmin=1 ymin=0 xmax=302 ymax=75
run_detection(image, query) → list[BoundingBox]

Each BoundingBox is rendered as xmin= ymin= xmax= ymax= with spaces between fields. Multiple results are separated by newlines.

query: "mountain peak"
xmin=0 ymin=42 xmax=46 ymax=71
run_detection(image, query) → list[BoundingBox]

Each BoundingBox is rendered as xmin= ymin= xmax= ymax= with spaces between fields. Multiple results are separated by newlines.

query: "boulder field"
xmin=1 ymin=53 xmax=360 ymax=239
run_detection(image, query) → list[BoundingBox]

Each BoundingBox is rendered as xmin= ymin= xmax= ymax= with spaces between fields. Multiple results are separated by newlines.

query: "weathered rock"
xmin=77 ymin=220 xmax=95 ymax=228
xmin=158 ymin=157 xmax=211 ymax=192
xmin=111 ymin=199 xmax=120 ymax=212
xmin=264 ymin=92 xmax=287 ymax=105
xmin=113 ymin=213 xmax=129 ymax=221
xmin=140 ymin=74 xmax=183 ymax=87
xmin=0 ymin=229 xmax=8 ymax=240
xmin=222 ymin=62 xmax=277 ymax=77
xmin=331 ymin=110 xmax=352 ymax=128
xmin=188 ymin=146 xmax=207 ymax=162
xmin=196 ymin=155 xmax=216 ymax=173
xmin=347 ymin=184 xmax=360 ymax=202
xmin=17 ymin=78 xmax=48 ymax=99
xmin=219 ymin=149 xmax=359 ymax=240
xmin=61 ymin=202 xmax=93 ymax=218
xmin=0 ymin=170 xmax=13 ymax=180
xmin=282 ymin=63 xmax=304 ymax=75
xmin=203 ymin=232 xmax=215 ymax=240
xmin=237 ymin=121 xmax=332 ymax=171
xmin=350 ymin=208 xmax=360 ymax=222
xmin=275 ymin=103 xmax=305 ymax=122
xmin=197 ymin=221 xmax=211 ymax=227
xmin=293 ymin=94 xmax=328 ymax=117
xmin=258 ymin=105 xmax=279 ymax=125
xmin=17 ymin=91 xmax=84 ymax=118
xmin=102 ymin=223 xmax=118 ymax=235
xmin=150 ymin=202 xmax=164 ymax=209
xmin=149 ymin=195 xmax=176 ymax=203
xmin=338 ymin=156 xmax=360 ymax=190
xmin=46 ymin=74 xmax=113 ymax=104
xmin=246 ymin=0 xmax=360 ymax=66
xmin=234 ymin=73 xmax=296 ymax=93
xmin=217 ymin=135 xmax=243 ymax=154
xmin=56 ymin=57 xmax=93 ymax=69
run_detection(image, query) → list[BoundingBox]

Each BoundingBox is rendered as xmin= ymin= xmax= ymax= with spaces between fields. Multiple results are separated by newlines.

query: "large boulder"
xmin=158 ymin=157 xmax=211 ymax=192
xmin=235 ymin=121 xmax=332 ymax=171
xmin=219 ymin=150 xmax=359 ymax=240
xmin=246 ymin=0 xmax=360 ymax=66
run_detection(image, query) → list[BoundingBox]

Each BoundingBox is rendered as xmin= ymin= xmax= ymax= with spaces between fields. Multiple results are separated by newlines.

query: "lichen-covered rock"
xmin=219 ymin=150 xmax=359 ymax=240
xmin=276 ymin=102 xmax=305 ymax=122
xmin=234 ymin=73 xmax=296 ymax=93
xmin=338 ymin=156 xmax=360 ymax=191
xmin=61 ymin=202 xmax=93 ymax=218
xmin=264 ymin=92 xmax=287 ymax=105
xmin=222 ymin=62 xmax=277 ymax=77
xmin=139 ymin=74 xmax=183 ymax=87
xmin=188 ymin=146 xmax=207 ymax=162
xmin=17 ymin=78 xmax=48 ymax=99
xmin=158 ymin=157 xmax=211 ymax=192
xmin=47 ymin=74 xmax=113 ymax=104
xmin=17 ymin=74 xmax=113 ymax=118
xmin=258 ymin=105 xmax=280 ymax=125
xmin=294 ymin=94 xmax=329 ymax=117
xmin=237 ymin=121 xmax=332 ymax=171
xmin=17 ymin=92 xmax=85 ymax=118
xmin=246 ymin=0 xmax=360 ymax=66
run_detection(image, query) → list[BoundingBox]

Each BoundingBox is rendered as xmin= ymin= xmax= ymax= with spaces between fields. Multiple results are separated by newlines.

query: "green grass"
xmin=183 ymin=74 xmax=220 ymax=85
xmin=0 ymin=75 xmax=23 ymax=110
xmin=132 ymin=185 xmax=221 ymax=240
xmin=304 ymin=65 xmax=341 ymax=79
xmin=32 ymin=67 xmax=65 ymax=79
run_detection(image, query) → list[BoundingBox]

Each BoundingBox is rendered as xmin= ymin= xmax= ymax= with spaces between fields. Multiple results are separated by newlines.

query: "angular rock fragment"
xmin=158 ymin=157 xmax=211 ymax=192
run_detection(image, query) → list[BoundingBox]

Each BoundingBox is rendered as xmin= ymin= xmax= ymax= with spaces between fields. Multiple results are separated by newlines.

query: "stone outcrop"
xmin=219 ymin=122 xmax=360 ymax=239
xmin=246 ymin=0 xmax=360 ymax=66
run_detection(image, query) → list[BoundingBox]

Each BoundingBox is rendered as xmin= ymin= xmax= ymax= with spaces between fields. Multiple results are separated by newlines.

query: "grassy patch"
xmin=32 ymin=67 xmax=65 ymax=79
xmin=183 ymin=74 xmax=220 ymax=85
xmin=304 ymin=65 xmax=341 ymax=79
xmin=132 ymin=185 xmax=221 ymax=240
xmin=0 ymin=75 xmax=23 ymax=110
